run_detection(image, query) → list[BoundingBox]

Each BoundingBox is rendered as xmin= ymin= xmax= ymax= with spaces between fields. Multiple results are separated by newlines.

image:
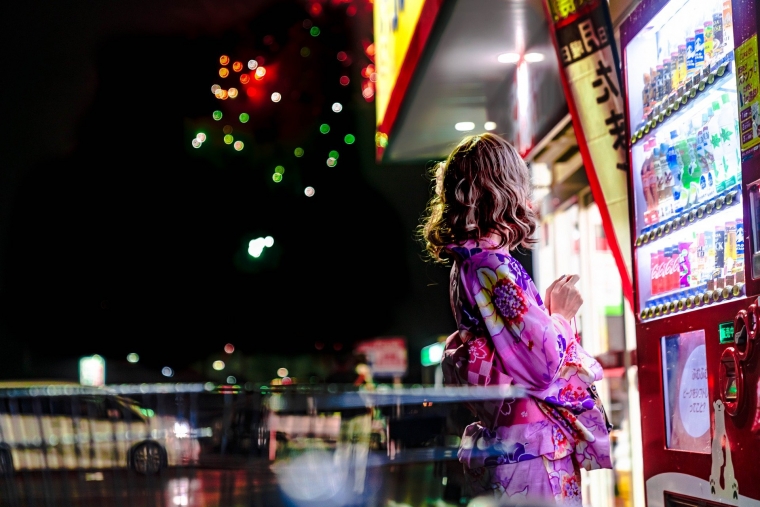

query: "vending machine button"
xmin=664 ymin=222 xmax=672 ymax=234
xmin=713 ymin=290 xmax=723 ymax=302
xmin=686 ymin=296 xmax=695 ymax=308
xmin=706 ymin=201 xmax=715 ymax=215
xmin=679 ymin=215 xmax=687 ymax=227
xmin=733 ymin=283 xmax=745 ymax=297
xmin=688 ymin=210 xmax=697 ymax=222
xmin=702 ymin=292 xmax=712 ymax=305
xmin=677 ymin=299 xmax=686 ymax=310
xmin=640 ymin=310 xmax=648 ymax=320
xmin=726 ymin=191 xmax=736 ymax=205
xmin=648 ymin=230 xmax=656 ymax=241
xmin=723 ymin=286 xmax=732 ymax=299
xmin=656 ymin=226 xmax=664 ymax=237
xmin=716 ymin=196 xmax=725 ymax=209
xmin=697 ymin=206 xmax=706 ymax=219
xmin=655 ymin=305 xmax=663 ymax=316
xmin=636 ymin=236 xmax=643 ymax=246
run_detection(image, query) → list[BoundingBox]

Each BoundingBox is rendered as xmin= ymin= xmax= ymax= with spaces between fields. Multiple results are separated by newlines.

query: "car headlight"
xmin=174 ymin=422 xmax=190 ymax=439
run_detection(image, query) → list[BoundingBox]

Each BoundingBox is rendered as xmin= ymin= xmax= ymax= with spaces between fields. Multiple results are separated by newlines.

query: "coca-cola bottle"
xmin=651 ymin=251 xmax=660 ymax=295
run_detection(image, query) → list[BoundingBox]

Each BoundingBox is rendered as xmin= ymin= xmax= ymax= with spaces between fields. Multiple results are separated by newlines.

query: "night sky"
xmin=0 ymin=0 xmax=455 ymax=382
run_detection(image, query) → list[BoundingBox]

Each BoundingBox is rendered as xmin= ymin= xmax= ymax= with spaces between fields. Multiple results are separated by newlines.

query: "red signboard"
xmin=355 ymin=337 xmax=408 ymax=377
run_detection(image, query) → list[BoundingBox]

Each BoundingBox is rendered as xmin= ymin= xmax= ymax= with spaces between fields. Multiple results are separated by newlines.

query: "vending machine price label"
xmin=718 ymin=322 xmax=735 ymax=344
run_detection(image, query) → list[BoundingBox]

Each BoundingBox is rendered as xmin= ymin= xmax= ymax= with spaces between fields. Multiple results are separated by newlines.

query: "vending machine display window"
xmin=660 ymin=330 xmax=711 ymax=453
xmin=626 ymin=0 xmax=744 ymax=319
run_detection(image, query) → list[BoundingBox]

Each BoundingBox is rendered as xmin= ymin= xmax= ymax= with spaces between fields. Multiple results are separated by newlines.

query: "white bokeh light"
xmin=304 ymin=186 xmax=315 ymax=197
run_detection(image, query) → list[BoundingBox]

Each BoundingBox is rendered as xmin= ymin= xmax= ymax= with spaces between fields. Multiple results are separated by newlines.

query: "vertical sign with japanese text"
xmin=544 ymin=0 xmax=633 ymax=306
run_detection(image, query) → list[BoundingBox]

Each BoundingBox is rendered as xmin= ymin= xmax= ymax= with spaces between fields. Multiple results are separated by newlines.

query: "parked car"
xmin=0 ymin=382 xmax=200 ymax=475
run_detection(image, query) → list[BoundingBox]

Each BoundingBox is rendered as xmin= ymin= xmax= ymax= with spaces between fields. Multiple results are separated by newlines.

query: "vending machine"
xmin=621 ymin=0 xmax=760 ymax=505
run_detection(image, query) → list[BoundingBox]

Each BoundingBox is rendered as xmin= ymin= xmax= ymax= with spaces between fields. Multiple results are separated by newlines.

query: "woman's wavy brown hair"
xmin=420 ymin=133 xmax=538 ymax=262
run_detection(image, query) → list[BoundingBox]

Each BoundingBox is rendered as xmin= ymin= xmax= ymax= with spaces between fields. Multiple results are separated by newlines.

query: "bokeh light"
xmin=326 ymin=157 xmax=337 ymax=167
xmin=232 ymin=61 xmax=243 ymax=72
xmin=219 ymin=68 xmax=229 ymax=78
xmin=224 ymin=134 xmax=234 ymax=144
xmin=220 ymin=55 xmax=230 ymax=65
xmin=240 ymin=74 xmax=250 ymax=84
xmin=319 ymin=124 xmax=330 ymax=134
xmin=329 ymin=150 xmax=339 ymax=159
xmin=362 ymin=87 xmax=374 ymax=99
xmin=162 ymin=367 xmax=174 ymax=377
xmin=234 ymin=141 xmax=244 ymax=151
xmin=304 ymin=186 xmax=315 ymax=197
xmin=192 ymin=138 xmax=202 ymax=148
xmin=484 ymin=121 xmax=497 ymax=131
xmin=300 ymin=47 xmax=310 ymax=57
xmin=275 ymin=165 xmax=285 ymax=174
xmin=196 ymin=133 xmax=207 ymax=142
xmin=347 ymin=5 xmax=356 ymax=16
xmin=224 ymin=343 xmax=235 ymax=354
xmin=127 ymin=353 xmax=139 ymax=363
xmin=332 ymin=102 xmax=343 ymax=113
xmin=277 ymin=368 xmax=289 ymax=377
xmin=294 ymin=147 xmax=304 ymax=157
xmin=337 ymin=51 xmax=347 ymax=61
xmin=227 ymin=376 xmax=236 ymax=384
xmin=228 ymin=87 xmax=239 ymax=99
xmin=339 ymin=76 xmax=350 ymax=86
xmin=375 ymin=132 xmax=389 ymax=148
xmin=214 ymin=89 xmax=225 ymax=99
xmin=213 ymin=110 xmax=223 ymax=121
xmin=272 ymin=173 xmax=283 ymax=183
xmin=239 ymin=112 xmax=250 ymax=123
xmin=255 ymin=67 xmax=266 ymax=79
xmin=212 ymin=360 xmax=225 ymax=371
xmin=344 ymin=134 xmax=355 ymax=144
xmin=223 ymin=125 xmax=233 ymax=134
xmin=211 ymin=84 xmax=221 ymax=94
xmin=302 ymin=19 xmax=312 ymax=29
xmin=310 ymin=26 xmax=320 ymax=37
xmin=309 ymin=2 xmax=322 ymax=15
xmin=247 ymin=59 xmax=258 ymax=70
xmin=271 ymin=92 xmax=281 ymax=102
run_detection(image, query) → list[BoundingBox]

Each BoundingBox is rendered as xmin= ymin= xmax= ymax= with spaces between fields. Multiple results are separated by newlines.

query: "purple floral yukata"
xmin=441 ymin=239 xmax=611 ymax=505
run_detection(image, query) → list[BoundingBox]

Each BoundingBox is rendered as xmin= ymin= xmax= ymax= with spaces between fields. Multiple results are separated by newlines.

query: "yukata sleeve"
xmin=465 ymin=253 xmax=573 ymax=393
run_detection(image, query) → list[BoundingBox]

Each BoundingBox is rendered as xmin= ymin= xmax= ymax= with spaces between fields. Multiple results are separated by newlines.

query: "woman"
xmin=420 ymin=133 xmax=611 ymax=505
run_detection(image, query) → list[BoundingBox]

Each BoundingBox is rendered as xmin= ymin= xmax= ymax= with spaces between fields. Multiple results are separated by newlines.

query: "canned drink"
xmin=694 ymin=29 xmax=705 ymax=69
xmin=713 ymin=12 xmax=723 ymax=48
xmin=686 ymin=37 xmax=696 ymax=75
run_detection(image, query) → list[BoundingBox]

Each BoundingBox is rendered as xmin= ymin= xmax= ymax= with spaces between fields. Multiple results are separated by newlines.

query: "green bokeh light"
xmin=329 ymin=150 xmax=339 ymax=159
xmin=272 ymin=173 xmax=283 ymax=183
xmin=319 ymin=124 xmax=330 ymax=134
xmin=310 ymin=26 xmax=320 ymax=37
xmin=344 ymin=134 xmax=355 ymax=144
xmin=224 ymin=134 xmax=234 ymax=144
xmin=275 ymin=165 xmax=285 ymax=174
xmin=213 ymin=110 xmax=223 ymax=121
xmin=239 ymin=113 xmax=250 ymax=123
xmin=294 ymin=147 xmax=304 ymax=157
xmin=300 ymin=47 xmax=311 ymax=57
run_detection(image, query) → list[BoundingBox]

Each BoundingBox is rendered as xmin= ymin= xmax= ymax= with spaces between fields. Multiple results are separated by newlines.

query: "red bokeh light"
xmin=315 ymin=342 xmax=324 ymax=350
xmin=346 ymin=5 xmax=356 ymax=16
xmin=232 ymin=61 xmax=243 ymax=72
xmin=309 ymin=2 xmax=322 ymax=16
xmin=333 ymin=343 xmax=343 ymax=351
xmin=224 ymin=343 xmax=235 ymax=354
xmin=339 ymin=75 xmax=350 ymax=86
xmin=240 ymin=74 xmax=250 ymax=84
xmin=337 ymin=51 xmax=347 ymax=62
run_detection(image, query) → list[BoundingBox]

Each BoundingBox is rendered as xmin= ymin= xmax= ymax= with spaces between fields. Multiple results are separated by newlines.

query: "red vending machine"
xmin=621 ymin=0 xmax=760 ymax=505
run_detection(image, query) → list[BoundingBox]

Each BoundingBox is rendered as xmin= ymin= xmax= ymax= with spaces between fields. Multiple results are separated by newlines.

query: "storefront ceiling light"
xmin=484 ymin=122 xmax=497 ymax=131
xmin=455 ymin=122 xmax=475 ymax=131
xmin=497 ymin=52 xmax=520 ymax=63
xmin=524 ymin=52 xmax=545 ymax=63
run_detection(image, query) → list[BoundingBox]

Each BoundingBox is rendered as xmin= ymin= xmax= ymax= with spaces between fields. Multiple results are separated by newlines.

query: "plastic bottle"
xmin=670 ymin=245 xmax=681 ymax=291
xmin=660 ymin=144 xmax=674 ymax=215
xmin=718 ymin=93 xmax=739 ymax=189
xmin=694 ymin=28 xmax=705 ymax=73
xmin=715 ymin=225 xmax=726 ymax=277
xmin=667 ymin=135 xmax=686 ymax=213
xmin=704 ymin=21 xmax=714 ymax=62
xmin=723 ymin=0 xmax=733 ymax=50
xmin=725 ymin=221 xmax=736 ymax=274
xmin=704 ymin=230 xmax=715 ymax=281
xmin=677 ymin=44 xmax=688 ymax=87
xmin=705 ymin=106 xmax=725 ymax=192
xmin=651 ymin=252 xmax=660 ymax=295
xmin=684 ymin=121 xmax=702 ymax=204
xmin=686 ymin=36 xmax=696 ymax=79
xmin=736 ymin=218 xmax=744 ymax=273
xmin=693 ymin=232 xmax=705 ymax=285
xmin=679 ymin=240 xmax=692 ymax=288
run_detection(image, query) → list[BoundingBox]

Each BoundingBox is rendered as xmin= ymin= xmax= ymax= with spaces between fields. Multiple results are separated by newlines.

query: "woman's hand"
xmin=545 ymin=274 xmax=582 ymax=321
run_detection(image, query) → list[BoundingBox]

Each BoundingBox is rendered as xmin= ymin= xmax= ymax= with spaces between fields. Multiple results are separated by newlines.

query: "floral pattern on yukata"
xmin=441 ymin=239 xmax=611 ymax=506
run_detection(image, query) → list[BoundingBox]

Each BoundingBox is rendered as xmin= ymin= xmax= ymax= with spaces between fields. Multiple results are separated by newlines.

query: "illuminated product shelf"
xmin=639 ymin=281 xmax=745 ymax=321
xmin=630 ymin=53 xmax=734 ymax=144
xmin=635 ymin=183 xmax=741 ymax=246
